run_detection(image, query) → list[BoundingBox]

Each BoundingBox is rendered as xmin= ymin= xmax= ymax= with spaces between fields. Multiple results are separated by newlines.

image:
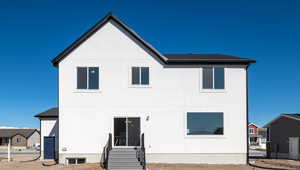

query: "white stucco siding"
xmin=58 ymin=20 xmax=247 ymax=163
xmin=41 ymin=118 xmax=58 ymax=159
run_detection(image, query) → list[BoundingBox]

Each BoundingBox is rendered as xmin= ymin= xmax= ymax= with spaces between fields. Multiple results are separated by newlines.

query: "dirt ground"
xmin=1 ymin=154 xmax=300 ymax=170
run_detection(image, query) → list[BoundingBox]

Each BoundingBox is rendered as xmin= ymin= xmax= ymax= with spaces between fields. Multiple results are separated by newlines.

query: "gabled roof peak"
xmin=51 ymin=13 xmax=255 ymax=67
xmin=51 ymin=12 xmax=167 ymax=67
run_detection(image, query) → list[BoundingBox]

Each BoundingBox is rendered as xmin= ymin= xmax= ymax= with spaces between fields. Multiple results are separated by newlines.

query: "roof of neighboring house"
xmin=284 ymin=114 xmax=300 ymax=120
xmin=0 ymin=129 xmax=38 ymax=138
xmin=264 ymin=113 xmax=300 ymax=128
xmin=34 ymin=107 xmax=58 ymax=118
xmin=248 ymin=123 xmax=259 ymax=128
xmin=51 ymin=13 xmax=255 ymax=67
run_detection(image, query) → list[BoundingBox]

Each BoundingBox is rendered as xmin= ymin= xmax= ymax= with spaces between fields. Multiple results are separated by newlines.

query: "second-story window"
xmin=202 ymin=67 xmax=224 ymax=89
xmin=77 ymin=67 xmax=99 ymax=90
xmin=131 ymin=67 xmax=149 ymax=85
xmin=249 ymin=128 xmax=255 ymax=134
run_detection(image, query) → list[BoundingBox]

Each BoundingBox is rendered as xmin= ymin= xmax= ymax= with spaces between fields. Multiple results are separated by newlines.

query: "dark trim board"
xmin=246 ymin=65 xmax=249 ymax=164
xmin=51 ymin=13 xmax=256 ymax=67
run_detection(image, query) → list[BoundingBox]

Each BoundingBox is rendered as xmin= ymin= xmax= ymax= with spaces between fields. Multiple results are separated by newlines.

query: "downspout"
xmin=56 ymin=66 xmax=59 ymax=164
xmin=246 ymin=65 xmax=249 ymax=165
xmin=39 ymin=118 xmax=42 ymax=159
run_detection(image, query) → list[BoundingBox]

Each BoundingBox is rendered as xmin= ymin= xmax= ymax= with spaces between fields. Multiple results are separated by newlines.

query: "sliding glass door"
xmin=114 ymin=117 xmax=140 ymax=147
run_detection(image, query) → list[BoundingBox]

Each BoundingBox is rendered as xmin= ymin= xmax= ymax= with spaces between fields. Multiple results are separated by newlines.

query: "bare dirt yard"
xmin=1 ymin=154 xmax=300 ymax=170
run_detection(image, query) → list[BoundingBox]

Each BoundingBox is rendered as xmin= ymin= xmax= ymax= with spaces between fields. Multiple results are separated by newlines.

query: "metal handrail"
xmin=137 ymin=133 xmax=146 ymax=170
xmin=100 ymin=133 xmax=112 ymax=169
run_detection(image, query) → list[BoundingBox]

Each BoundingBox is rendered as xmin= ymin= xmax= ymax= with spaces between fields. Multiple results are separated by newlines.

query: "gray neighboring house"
xmin=0 ymin=128 xmax=40 ymax=149
xmin=264 ymin=114 xmax=300 ymax=160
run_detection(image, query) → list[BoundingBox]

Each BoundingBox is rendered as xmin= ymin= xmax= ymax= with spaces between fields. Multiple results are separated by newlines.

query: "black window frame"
xmin=77 ymin=67 xmax=99 ymax=90
xmin=186 ymin=112 xmax=224 ymax=136
xmin=131 ymin=66 xmax=150 ymax=85
xmin=202 ymin=67 xmax=225 ymax=90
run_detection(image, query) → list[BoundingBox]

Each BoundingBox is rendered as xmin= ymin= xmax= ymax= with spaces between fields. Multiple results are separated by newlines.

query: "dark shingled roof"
xmin=0 ymin=129 xmax=38 ymax=138
xmin=51 ymin=13 xmax=255 ymax=67
xmin=164 ymin=54 xmax=255 ymax=64
xmin=283 ymin=114 xmax=300 ymax=120
xmin=264 ymin=113 xmax=300 ymax=128
xmin=34 ymin=107 xmax=58 ymax=118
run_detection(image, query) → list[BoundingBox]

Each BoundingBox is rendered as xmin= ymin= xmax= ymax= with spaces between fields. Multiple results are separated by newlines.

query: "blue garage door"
xmin=44 ymin=136 xmax=55 ymax=159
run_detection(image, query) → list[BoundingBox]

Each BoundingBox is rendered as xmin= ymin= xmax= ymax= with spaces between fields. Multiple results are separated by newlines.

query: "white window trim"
xmin=74 ymin=66 xmax=101 ymax=93
xmin=183 ymin=111 xmax=226 ymax=139
xmin=249 ymin=128 xmax=255 ymax=134
xmin=128 ymin=65 xmax=151 ymax=88
xmin=199 ymin=66 xmax=227 ymax=93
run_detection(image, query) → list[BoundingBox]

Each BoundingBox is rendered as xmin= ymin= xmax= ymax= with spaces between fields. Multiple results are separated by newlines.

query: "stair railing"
xmin=137 ymin=133 xmax=146 ymax=170
xmin=100 ymin=133 xmax=112 ymax=169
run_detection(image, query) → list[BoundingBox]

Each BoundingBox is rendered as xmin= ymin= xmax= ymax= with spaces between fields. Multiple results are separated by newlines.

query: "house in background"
xmin=34 ymin=107 xmax=58 ymax=160
xmin=248 ymin=123 xmax=267 ymax=149
xmin=0 ymin=128 xmax=40 ymax=149
xmin=39 ymin=13 xmax=255 ymax=167
xmin=264 ymin=114 xmax=300 ymax=160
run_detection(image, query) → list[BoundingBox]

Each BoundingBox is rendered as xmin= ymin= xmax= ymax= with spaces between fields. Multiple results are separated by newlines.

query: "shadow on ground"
xmin=249 ymin=163 xmax=289 ymax=170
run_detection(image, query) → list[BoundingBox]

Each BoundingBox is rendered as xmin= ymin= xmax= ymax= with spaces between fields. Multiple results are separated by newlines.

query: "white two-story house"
xmin=36 ymin=13 xmax=255 ymax=167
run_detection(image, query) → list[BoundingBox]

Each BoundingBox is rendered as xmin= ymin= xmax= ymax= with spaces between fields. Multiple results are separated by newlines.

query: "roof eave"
xmin=264 ymin=114 xmax=300 ymax=128
xmin=166 ymin=61 xmax=255 ymax=65
xmin=35 ymin=115 xmax=58 ymax=118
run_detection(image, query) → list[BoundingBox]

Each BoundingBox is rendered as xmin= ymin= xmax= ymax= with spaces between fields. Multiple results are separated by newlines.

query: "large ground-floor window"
xmin=187 ymin=112 xmax=224 ymax=135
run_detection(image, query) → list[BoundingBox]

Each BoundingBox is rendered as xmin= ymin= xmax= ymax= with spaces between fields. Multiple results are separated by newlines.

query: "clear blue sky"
xmin=0 ymin=0 xmax=299 ymax=128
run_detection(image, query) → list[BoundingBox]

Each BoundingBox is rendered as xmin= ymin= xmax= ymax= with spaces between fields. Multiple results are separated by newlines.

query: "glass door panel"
xmin=127 ymin=118 xmax=141 ymax=146
xmin=114 ymin=118 xmax=126 ymax=146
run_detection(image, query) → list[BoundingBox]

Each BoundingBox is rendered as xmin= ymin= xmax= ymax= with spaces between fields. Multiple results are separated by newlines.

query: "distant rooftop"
xmin=264 ymin=113 xmax=300 ymax=128
xmin=0 ymin=128 xmax=38 ymax=138
xmin=283 ymin=114 xmax=300 ymax=120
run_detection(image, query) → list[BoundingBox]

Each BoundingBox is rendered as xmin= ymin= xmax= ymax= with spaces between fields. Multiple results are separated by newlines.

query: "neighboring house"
xmin=0 ymin=128 xmax=40 ymax=149
xmin=258 ymin=128 xmax=267 ymax=149
xmin=248 ymin=123 xmax=259 ymax=145
xmin=37 ymin=13 xmax=255 ymax=166
xmin=248 ymin=123 xmax=266 ymax=149
xmin=264 ymin=114 xmax=300 ymax=160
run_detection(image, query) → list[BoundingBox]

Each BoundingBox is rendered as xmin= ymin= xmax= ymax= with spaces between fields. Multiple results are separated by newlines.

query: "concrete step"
xmin=111 ymin=148 xmax=138 ymax=151
xmin=109 ymin=155 xmax=137 ymax=159
xmin=108 ymin=168 xmax=143 ymax=170
xmin=109 ymin=153 xmax=137 ymax=159
xmin=109 ymin=165 xmax=143 ymax=169
xmin=110 ymin=152 xmax=136 ymax=155
xmin=108 ymin=148 xmax=143 ymax=170
xmin=110 ymin=152 xmax=137 ymax=155
xmin=109 ymin=158 xmax=139 ymax=163
xmin=109 ymin=162 xmax=141 ymax=166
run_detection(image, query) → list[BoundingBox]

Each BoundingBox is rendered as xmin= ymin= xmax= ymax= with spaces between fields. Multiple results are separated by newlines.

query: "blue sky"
xmin=0 ymin=0 xmax=299 ymax=128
